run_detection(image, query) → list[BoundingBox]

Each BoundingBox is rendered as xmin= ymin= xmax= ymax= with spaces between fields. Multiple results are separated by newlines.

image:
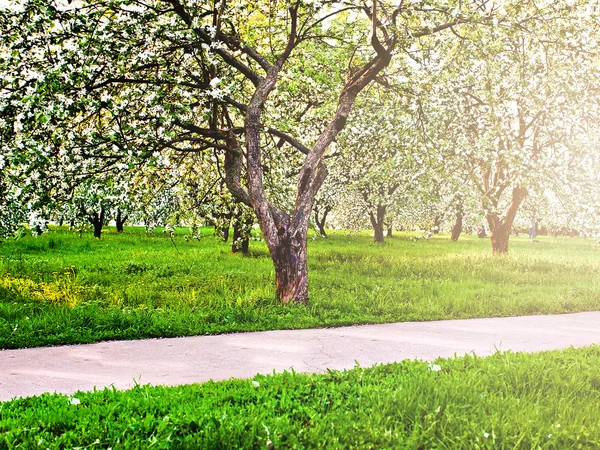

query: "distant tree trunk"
xmin=451 ymin=194 xmax=464 ymax=241
xmin=88 ymin=206 xmax=106 ymax=239
xmin=232 ymin=215 xmax=253 ymax=254
xmin=369 ymin=204 xmax=387 ymax=243
xmin=116 ymin=209 xmax=128 ymax=233
xmin=386 ymin=222 xmax=393 ymax=238
xmin=451 ymin=213 xmax=463 ymax=241
xmin=221 ymin=226 xmax=230 ymax=242
xmin=485 ymin=187 xmax=527 ymax=254
xmin=215 ymin=213 xmax=232 ymax=242
xmin=232 ymin=225 xmax=248 ymax=254
xmin=314 ymin=206 xmax=330 ymax=238
xmin=433 ymin=215 xmax=442 ymax=234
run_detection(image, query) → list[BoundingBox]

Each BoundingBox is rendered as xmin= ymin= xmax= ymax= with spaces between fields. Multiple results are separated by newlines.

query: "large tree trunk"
xmin=369 ymin=204 xmax=387 ymax=243
xmin=489 ymin=223 xmax=510 ymax=253
xmin=484 ymin=187 xmax=527 ymax=255
xmin=116 ymin=209 xmax=128 ymax=233
xmin=273 ymin=229 xmax=309 ymax=303
xmin=225 ymin=127 xmax=317 ymax=304
xmin=451 ymin=213 xmax=463 ymax=241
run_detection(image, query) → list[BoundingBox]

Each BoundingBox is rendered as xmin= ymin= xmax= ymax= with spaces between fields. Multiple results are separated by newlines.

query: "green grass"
xmin=2 ymin=345 xmax=600 ymax=448
xmin=1 ymin=227 xmax=600 ymax=349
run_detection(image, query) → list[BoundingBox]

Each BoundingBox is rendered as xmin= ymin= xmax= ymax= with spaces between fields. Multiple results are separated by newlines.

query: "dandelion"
xmin=483 ymin=432 xmax=489 ymax=438
xmin=70 ymin=397 xmax=81 ymax=405
xmin=252 ymin=380 xmax=260 ymax=388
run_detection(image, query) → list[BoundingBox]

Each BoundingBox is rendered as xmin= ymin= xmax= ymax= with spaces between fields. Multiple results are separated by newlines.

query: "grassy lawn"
xmin=1 ymin=345 xmax=600 ymax=448
xmin=1 ymin=227 xmax=599 ymax=349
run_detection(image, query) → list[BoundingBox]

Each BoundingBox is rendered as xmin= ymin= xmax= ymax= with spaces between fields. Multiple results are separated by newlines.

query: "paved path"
xmin=1 ymin=312 xmax=599 ymax=402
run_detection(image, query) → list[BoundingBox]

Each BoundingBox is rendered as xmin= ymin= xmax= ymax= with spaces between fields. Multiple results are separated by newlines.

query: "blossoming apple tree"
xmin=419 ymin=2 xmax=600 ymax=253
xmin=2 ymin=0 xmax=496 ymax=302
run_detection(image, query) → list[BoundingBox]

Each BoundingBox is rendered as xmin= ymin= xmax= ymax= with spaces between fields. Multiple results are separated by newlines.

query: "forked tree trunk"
xmin=116 ymin=209 xmax=128 ymax=233
xmin=369 ymin=204 xmax=387 ymax=243
xmin=451 ymin=213 xmax=463 ymax=241
xmin=220 ymin=1 xmax=395 ymax=303
xmin=88 ymin=206 xmax=106 ymax=239
xmin=485 ymin=187 xmax=527 ymax=255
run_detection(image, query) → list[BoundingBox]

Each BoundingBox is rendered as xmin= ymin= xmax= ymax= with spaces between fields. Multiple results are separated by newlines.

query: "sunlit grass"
xmin=1 ymin=227 xmax=599 ymax=348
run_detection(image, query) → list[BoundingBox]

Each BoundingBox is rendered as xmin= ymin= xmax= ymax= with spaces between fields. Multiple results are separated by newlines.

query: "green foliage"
xmin=1 ymin=227 xmax=599 ymax=349
xmin=2 ymin=346 xmax=600 ymax=448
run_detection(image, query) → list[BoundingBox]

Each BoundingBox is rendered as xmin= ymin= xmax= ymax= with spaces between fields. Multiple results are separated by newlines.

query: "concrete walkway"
xmin=1 ymin=312 xmax=599 ymax=402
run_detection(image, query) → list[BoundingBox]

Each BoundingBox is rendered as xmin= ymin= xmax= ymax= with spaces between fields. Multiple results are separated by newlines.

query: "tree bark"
xmin=489 ymin=223 xmax=510 ymax=253
xmin=88 ymin=206 xmax=106 ymax=239
xmin=273 ymin=227 xmax=309 ymax=303
xmin=314 ymin=206 xmax=330 ymax=238
xmin=116 ymin=209 xmax=128 ymax=233
xmin=485 ymin=187 xmax=527 ymax=254
xmin=387 ymin=223 xmax=393 ymax=238
xmin=369 ymin=204 xmax=387 ymax=243
xmin=451 ymin=213 xmax=463 ymax=241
